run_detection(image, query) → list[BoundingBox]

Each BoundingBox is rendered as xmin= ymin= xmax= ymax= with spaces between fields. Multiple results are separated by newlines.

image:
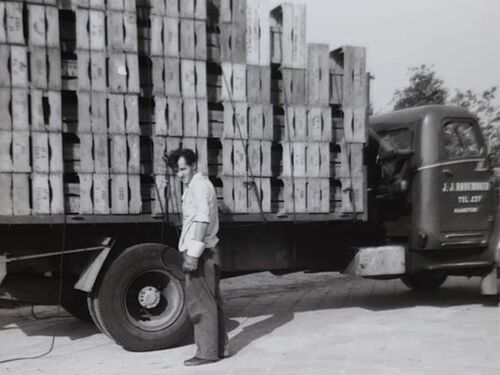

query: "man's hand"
xmin=183 ymin=253 xmax=199 ymax=273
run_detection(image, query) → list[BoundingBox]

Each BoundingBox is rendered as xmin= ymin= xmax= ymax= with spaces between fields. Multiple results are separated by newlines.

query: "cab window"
xmin=442 ymin=122 xmax=483 ymax=160
xmin=379 ymin=129 xmax=412 ymax=157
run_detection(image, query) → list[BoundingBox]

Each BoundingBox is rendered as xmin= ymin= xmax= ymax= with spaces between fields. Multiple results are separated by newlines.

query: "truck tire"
xmin=93 ymin=243 xmax=190 ymax=352
xmin=401 ymin=272 xmax=447 ymax=291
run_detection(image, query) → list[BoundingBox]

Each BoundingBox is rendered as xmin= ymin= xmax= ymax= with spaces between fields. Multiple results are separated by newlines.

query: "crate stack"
xmin=212 ymin=0 xmax=272 ymax=214
xmin=270 ymin=3 xmax=310 ymax=213
xmin=330 ymin=46 xmax=368 ymax=215
xmin=74 ymin=0 xmax=142 ymax=215
xmin=0 ymin=1 xmax=63 ymax=216
xmin=144 ymin=0 xmax=208 ymax=216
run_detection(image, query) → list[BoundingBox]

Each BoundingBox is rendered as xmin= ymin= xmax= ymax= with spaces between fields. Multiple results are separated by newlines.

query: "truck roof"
xmin=369 ymin=105 xmax=476 ymax=132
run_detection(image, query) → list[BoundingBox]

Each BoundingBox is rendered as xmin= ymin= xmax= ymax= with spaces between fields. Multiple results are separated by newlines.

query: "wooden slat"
xmin=11 ymin=46 xmax=28 ymax=88
xmin=0 ymin=90 xmax=10 ymax=131
xmin=0 ymin=46 xmax=10 ymax=87
xmin=167 ymin=97 xmax=183 ymax=136
xmin=91 ymin=91 xmax=107 ymax=133
xmin=90 ymin=51 xmax=107 ymax=91
xmin=164 ymin=17 xmax=180 ymax=57
xmin=223 ymin=101 xmax=248 ymax=139
xmin=90 ymin=10 xmax=106 ymax=51
xmin=246 ymin=0 xmax=270 ymax=66
xmin=129 ymin=174 xmax=142 ymax=214
xmin=165 ymin=0 xmax=180 ymax=18
xmin=180 ymin=19 xmax=195 ymax=59
xmin=30 ymin=47 xmax=48 ymax=89
xmin=49 ymin=133 xmax=63 ymax=173
xmin=32 ymin=173 xmax=50 ymax=214
xmin=11 ymin=89 xmax=29 ymax=131
xmin=153 ymin=136 xmax=167 ymax=174
xmin=164 ymin=57 xmax=181 ymax=96
xmin=221 ymin=63 xmax=246 ymax=101
xmin=0 ymin=4 xmax=6 ymax=44
xmin=13 ymin=131 xmax=31 ymax=173
xmin=28 ymin=5 xmax=46 ymax=46
xmin=150 ymin=15 xmax=164 ymax=56
xmin=194 ymin=20 xmax=207 ymax=60
xmin=77 ymin=92 xmax=92 ymax=133
xmin=13 ymin=173 xmax=30 ymax=215
xmin=307 ymin=106 xmax=332 ymax=141
xmin=151 ymin=56 xmax=164 ymax=95
xmin=111 ymin=174 xmax=129 ymax=214
xmin=283 ymin=177 xmax=307 ymax=213
xmin=340 ymin=176 xmax=364 ymax=213
xmin=108 ymin=94 xmax=126 ymax=134
xmin=181 ymin=59 xmax=196 ymax=97
xmin=307 ymin=44 xmax=329 ymax=106
xmin=46 ymin=6 xmax=60 ymax=48
xmin=78 ymin=134 xmax=94 ymax=173
xmin=125 ymin=95 xmax=140 ymax=134
xmin=6 ymin=2 xmax=24 ymax=45
xmin=111 ymin=134 xmax=128 ymax=173
xmin=271 ymin=4 xmax=306 ymax=69
xmin=78 ymin=173 xmax=94 ymax=214
xmin=0 ymin=131 xmax=12 ymax=172
xmin=0 ymin=173 xmax=13 ymax=215
xmin=128 ymin=135 xmax=141 ymax=174
xmin=93 ymin=134 xmax=109 ymax=173
xmin=32 ymin=131 xmax=50 ymax=173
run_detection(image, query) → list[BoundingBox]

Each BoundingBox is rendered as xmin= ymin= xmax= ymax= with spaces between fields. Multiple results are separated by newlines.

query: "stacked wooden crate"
xmin=139 ymin=0 xmax=208 ymax=215
xmin=0 ymin=1 xmax=63 ymax=215
xmin=207 ymin=0 xmax=273 ymax=214
xmin=330 ymin=46 xmax=367 ymax=215
xmin=0 ymin=0 xmax=369 ymax=220
xmin=72 ymin=0 xmax=141 ymax=215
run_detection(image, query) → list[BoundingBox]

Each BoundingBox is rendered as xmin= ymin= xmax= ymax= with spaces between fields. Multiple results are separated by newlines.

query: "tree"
xmin=392 ymin=64 xmax=448 ymax=110
xmin=449 ymin=87 xmax=500 ymax=153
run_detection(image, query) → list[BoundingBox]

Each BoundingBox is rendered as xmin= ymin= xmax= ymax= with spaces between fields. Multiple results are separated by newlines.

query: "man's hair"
xmin=165 ymin=148 xmax=198 ymax=170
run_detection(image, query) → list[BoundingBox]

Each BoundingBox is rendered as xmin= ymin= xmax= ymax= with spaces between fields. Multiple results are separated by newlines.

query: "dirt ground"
xmin=1 ymin=272 xmax=500 ymax=375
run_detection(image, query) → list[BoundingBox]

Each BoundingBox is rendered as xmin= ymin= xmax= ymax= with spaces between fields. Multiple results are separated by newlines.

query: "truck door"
xmin=439 ymin=120 xmax=492 ymax=246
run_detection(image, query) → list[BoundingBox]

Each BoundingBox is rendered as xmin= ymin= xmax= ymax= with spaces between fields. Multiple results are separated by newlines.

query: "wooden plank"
xmin=6 ymin=2 xmax=24 ymax=45
xmin=49 ymin=133 xmax=63 ymax=173
xmin=248 ymin=104 xmax=262 ymax=139
xmin=45 ymin=6 xmax=60 ymax=48
xmin=111 ymin=134 xmax=128 ymax=173
xmin=13 ymin=131 xmax=30 ymax=173
xmin=93 ymin=173 xmax=110 ymax=213
xmin=128 ymin=135 xmax=141 ymax=174
xmin=246 ymin=0 xmax=270 ymax=66
xmin=32 ymin=173 xmax=50 ymax=214
xmin=77 ymin=92 xmax=92 ymax=133
xmin=197 ymin=99 xmax=209 ymax=137
xmin=91 ymin=91 xmax=107 ymax=133
xmin=164 ymin=57 xmax=181 ymax=96
xmin=195 ymin=61 xmax=207 ymax=98
xmin=93 ymin=134 xmax=109 ymax=173
xmin=107 ymin=11 xmax=125 ymax=52
xmin=194 ymin=20 xmax=207 ymax=60
xmin=50 ymin=173 xmax=64 ymax=214
xmin=0 ymin=173 xmax=13 ymax=215
xmin=129 ymin=174 xmax=142 ymax=214
xmin=181 ymin=59 xmax=196 ymax=97
xmin=183 ymin=98 xmax=198 ymax=137
xmin=307 ymin=44 xmax=329 ymax=106
xmin=340 ymin=176 xmax=364 ymax=213
xmin=111 ymin=174 xmax=129 ymax=214
xmin=153 ymin=136 xmax=167 ymax=174
xmin=221 ymin=175 xmax=234 ymax=212
xmin=247 ymin=140 xmax=261 ymax=176
xmin=233 ymin=176 xmax=248 ymax=213
xmin=223 ymin=101 xmax=247 ymax=139
xmin=151 ymin=56 xmax=164 ymax=95
xmin=152 ymin=174 xmax=166 ymax=215
xmin=90 ymin=51 xmax=107 ymax=91
xmin=89 ymin=10 xmax=106 ymax=51
xmin=28 ymin=5 xmax=46 ymax=46
xmin=125 ymin=95 xmax=140 ymax=134
xmin=47 ymin=48 xmax=62 ymax=90
xmin=30 ymin=47 xmax=48 ymax=89
xmin=108 ymin=53 xmax=127 ymax=92
xmin=0 ymin=131 xmax=12 ymax=172
xmin=11 ymin=46 xmax=28 ymax=88
xmin=0 ymin=46 xmax=10 ymax=87
xmin=78 ymin=134 xmax=94 ymax=173
xmin=167 ymin=97 xmax=183 ymax=136
xmin=180 ymin=19 xmax=195 ymax=59
xmin=78 ymin=174 xmax=94 ymax=214
xmin=11 ymin=89 xmax=29 ymax=131
xmin=166 ymin=175 xmax=182 ymax=214
xmin=271 ymin=4 xmax=306 ymax=69
xmin=221 ymin=63 xmax=246 ymax=101
xmin=123 ymin=12 xmax=138 ymax=53
xmin=165 ymin=0 xmax=179 ymax=18
xmin=164 ymin=17 xmax=180 ymax=57
xmin=0 ymin=3 xmax=6 ymax=44
xmin=77 ymin=50 xmax=91 ymax=91
xmin=154 ymin=97 xmax=167 ymax=136
xmin=32 ymin=131 xmax=50 ymax=173
xmin=0 ymin=89 xmax=11 ymax=130
xmin=13 ymin=173 xmax=30 ymax=215
xmin=180 ymin=0 xmax=194 ymax=18
xmin=76 ymin=9 xmax=90 ymax=50
xmin=150 ymin=15 xmax=164 ymax=56
xmin=108 ymin=94 xmax=126 ymax=134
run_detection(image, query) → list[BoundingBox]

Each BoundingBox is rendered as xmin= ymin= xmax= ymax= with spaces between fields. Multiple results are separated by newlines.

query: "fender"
xmin=75 ymin=238 xmax=115 ymax=292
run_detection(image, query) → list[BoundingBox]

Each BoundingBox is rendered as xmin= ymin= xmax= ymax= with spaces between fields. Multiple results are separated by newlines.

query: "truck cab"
xmin=369 ymin=105 xmax=497 ymax=276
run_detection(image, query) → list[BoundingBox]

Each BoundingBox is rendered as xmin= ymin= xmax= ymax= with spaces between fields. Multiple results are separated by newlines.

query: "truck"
xmin=1 ymin=104 xmax=499 ymax=352
xmin=0 ymin=0 xmax=498 ymax=353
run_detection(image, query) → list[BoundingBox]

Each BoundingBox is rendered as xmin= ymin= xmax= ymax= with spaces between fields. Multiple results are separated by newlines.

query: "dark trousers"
xmin=185 ymin=247 xmax=227 ymax=360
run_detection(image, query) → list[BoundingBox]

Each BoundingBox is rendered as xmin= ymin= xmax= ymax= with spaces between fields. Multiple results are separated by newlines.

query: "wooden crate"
xmin=221 ymin=63 xmax=246 ymax=101
xmin=248 ymin=103 xmax=273 ymax=140
xmin=333 ymin=140 xmax=364 ymax=179
xmin=247 ymin=140 xmax=272 ymax=177
xmin=222 ymin=101 xmax=248 ymax=139
xmin=181 ymin=59 xmax=207 ymax=98
xmin=2 ymin=2 xmax=25 ymax=45
xmin=28 ymin=4 xmax=60 ymax=48
xmin=306 ymin=178 xmax=329 ymax=213
xmin=107 ymin=10 xmax=138 ymax=53
xmin=307 ymin=43 xmax=329 ymax=106
xmin=278 ymin=68 xmax=307 ymax=105
xmin=246 ymin=66 xmax=271 ymax=103
xmin=108 ymin=53 xmax=140 ymax=93
xmin=307 ymin=106 xmax=332 ymax=142
xmin=329 ymin=46 xmax=368 ymax=143
xmin=270 ymin=3 xmax=306 ymax=69
xmin=246 ymin=0 xmax=270 ymax=66
xmin=30 ymin=90 xmax=62 ymax=132
xmin=31 ymin=173 xmax=64 ymax=214
xmin=30 ymin=48 xmax=62 ymax=90
xmin=335 ymin=176 xmax=365 ymax=213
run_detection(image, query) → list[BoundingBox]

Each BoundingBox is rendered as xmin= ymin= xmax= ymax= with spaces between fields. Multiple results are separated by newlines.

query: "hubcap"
xmin=123 ymin=269 xmax=184 ymax=332
xmin=138 ymin=286 xmax=161 ymax=309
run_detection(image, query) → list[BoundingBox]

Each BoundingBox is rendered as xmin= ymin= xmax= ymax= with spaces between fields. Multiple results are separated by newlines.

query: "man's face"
xmin=176 ymin=156 xmax=196 ymax=185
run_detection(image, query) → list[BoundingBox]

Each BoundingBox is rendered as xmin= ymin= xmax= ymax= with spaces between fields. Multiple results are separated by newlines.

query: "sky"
xmin=268 ymin=0 xmax=500 ymax=113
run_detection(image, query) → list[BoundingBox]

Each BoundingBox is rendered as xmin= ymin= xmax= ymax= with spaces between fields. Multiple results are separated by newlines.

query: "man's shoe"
xmin=183 ymin=357 xmax=219 ymax=366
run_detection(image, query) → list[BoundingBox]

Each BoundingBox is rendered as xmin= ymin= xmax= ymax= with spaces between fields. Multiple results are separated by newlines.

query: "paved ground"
xmin=1 ymin=272 xmax=499 ymax=375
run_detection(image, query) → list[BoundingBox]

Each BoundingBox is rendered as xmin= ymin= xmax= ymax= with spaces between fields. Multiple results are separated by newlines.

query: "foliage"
xmin=392 ymin=64 xmax=448 ymax=110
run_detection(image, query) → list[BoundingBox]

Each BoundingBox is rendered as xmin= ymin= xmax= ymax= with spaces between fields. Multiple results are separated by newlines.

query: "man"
xmin=166 ymin=148 xmax=227 ymax=366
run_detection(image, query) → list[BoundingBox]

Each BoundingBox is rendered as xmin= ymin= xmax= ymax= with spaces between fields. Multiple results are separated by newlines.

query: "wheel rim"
xmin=122 ymin=269 xmax=184 ymax=332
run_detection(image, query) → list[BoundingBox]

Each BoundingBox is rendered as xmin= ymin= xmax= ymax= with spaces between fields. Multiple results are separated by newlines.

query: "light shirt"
xmin=178 ymin=172 xmax=219 ymax=252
